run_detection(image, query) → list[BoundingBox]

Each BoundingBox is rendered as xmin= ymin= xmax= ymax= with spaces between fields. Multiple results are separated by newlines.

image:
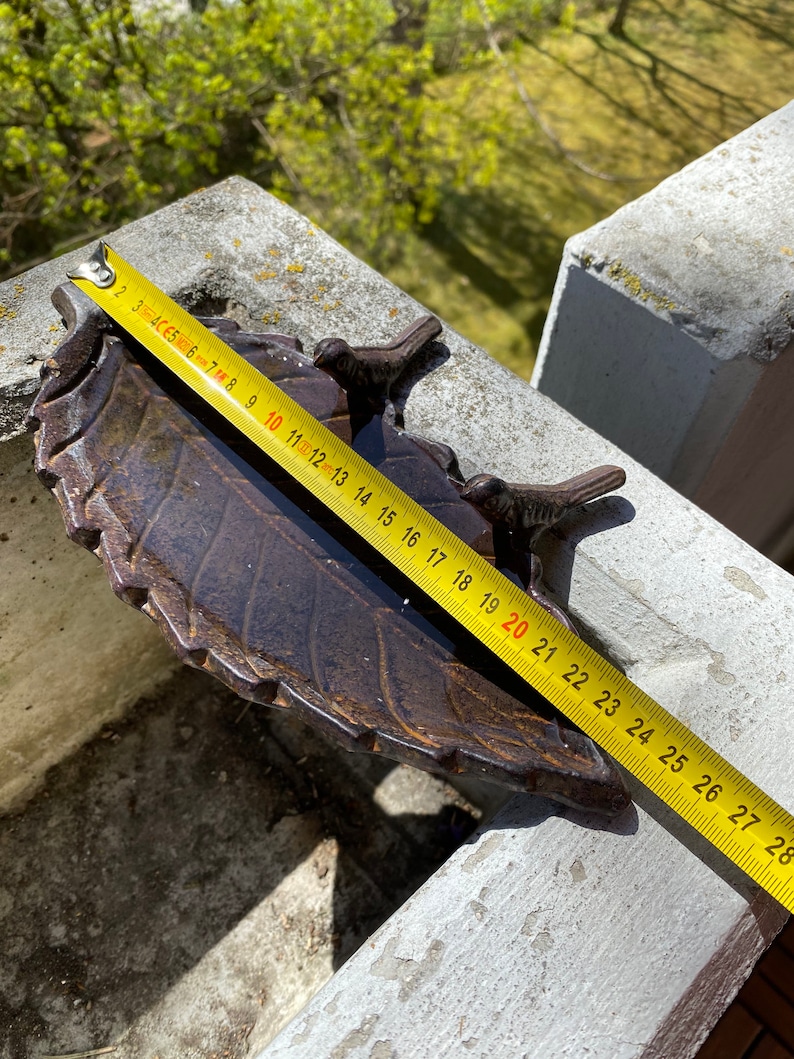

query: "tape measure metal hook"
xmin=67 ymin=241 xmax=116 ymax=289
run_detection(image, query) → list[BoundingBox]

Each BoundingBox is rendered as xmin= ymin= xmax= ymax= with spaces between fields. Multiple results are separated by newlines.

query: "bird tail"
xmin=378 ymin=314 xmax=442 ymax=354
xmin=528 ymin=465 xmax=626 ymax=507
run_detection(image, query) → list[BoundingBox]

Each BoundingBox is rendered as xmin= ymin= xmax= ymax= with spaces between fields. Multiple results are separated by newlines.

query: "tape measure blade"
xmin=68 ymin=245 xmax=794 ymax=913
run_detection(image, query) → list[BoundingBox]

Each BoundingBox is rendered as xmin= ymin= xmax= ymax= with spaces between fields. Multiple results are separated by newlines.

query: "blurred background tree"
xmin=1 ymin=0 xmax=791 ymax=373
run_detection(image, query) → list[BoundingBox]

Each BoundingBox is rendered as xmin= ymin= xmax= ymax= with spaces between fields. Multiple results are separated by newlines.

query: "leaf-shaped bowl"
xmin=30 ymin=284 xmax=630 ymax=816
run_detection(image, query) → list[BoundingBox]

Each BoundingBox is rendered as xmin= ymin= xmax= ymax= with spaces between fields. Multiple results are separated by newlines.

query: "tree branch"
xmin=473 ymin=0 xmax=642 ymax=183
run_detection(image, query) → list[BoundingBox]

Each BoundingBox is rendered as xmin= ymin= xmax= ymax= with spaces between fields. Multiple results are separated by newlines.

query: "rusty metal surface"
xmin=29 ymin=284 xmax=630 ymax=815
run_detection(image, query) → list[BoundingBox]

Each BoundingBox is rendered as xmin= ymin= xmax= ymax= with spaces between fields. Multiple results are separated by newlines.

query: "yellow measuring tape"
xmin=70 ymin=242 xmax=794 ymax=912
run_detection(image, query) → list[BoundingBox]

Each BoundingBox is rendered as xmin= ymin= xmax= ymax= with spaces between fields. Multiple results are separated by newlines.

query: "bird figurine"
xmin=460 ymin=466 xmax=626 ymax=632
xmin=313 ymin=314 xmax=442 ymax=402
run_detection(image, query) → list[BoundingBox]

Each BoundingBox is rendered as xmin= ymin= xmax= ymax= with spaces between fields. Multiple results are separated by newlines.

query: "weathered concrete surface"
xmin=0 ymin=432 xmax=178 ymax=811
xmin=0 ymin=181 xmax=430 ymax=443
xmin=0 ymin=668 xmax=482 ymax=1059
xmin=532 ymin=101 xmax=794 ymax=559
xmin=262 ymin=802 xmax=784 ymax=1059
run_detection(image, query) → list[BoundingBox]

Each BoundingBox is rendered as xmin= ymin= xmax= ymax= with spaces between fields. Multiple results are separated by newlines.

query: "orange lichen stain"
xmin=204 ymin=251 xmax=213 ymax=259
xmin=312 ymin=294 xmax=320 ymax=302
xmin=14 ymin=283 xmax=24 ymax=297
xmin=268 ymin=248 xmax=280 ymax=257
xmin=286 ymin=263 xmax=305 ymax=274
xmin=388 ymin=307 xmax=399 ymax=318
xmin=0 ymin=345 xmax=6 ymax=354
xmin=262 ymin=310 xmax=282 ymax=326
xmin=48 ymin=324 xmax=60 ymax=332
xmin=0 ymin=305 xmax=16 ymax=320
xmin=254 ymin=269 xmax=278 ymax=281
xmin=317 ymin=285 xmax=327 ymax=293
xmin=233 ymin=238 xmax=242 ymax=248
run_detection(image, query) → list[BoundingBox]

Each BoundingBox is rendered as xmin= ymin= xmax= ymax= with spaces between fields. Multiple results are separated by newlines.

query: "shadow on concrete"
xmin=539 ymin=494 xmax=637 ymax=622
xmin=0 ymin=667 xmax=480 ymax=1059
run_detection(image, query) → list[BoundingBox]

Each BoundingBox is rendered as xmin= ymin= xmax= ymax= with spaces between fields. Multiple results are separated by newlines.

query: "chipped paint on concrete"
xmin=724 ymin=566 xmax=767 ymax=601
xmin=469 ymin=900 xmax=488 ymax=921
xmin=699 ymin=642 xmax=738 ymax=687
xmin=369 ymin=1041 xmax=396 ymax=1059
xmin=531 ymin=930 xmax=554 ymax=954
xmin=370 ymin=937 xmax=445 ymax=1002
xmin=330 ymin=1014 xmax=380 ymax=1059
xmin=289 ymin=1011 xmax=322 ymax=1047
xmin=569 ymin=858 xmax=587 ymax=883
xmin=521 ymin=911 xmax=540 ymax=937
xmin=461 ymin=832 xmax=504 ymax=874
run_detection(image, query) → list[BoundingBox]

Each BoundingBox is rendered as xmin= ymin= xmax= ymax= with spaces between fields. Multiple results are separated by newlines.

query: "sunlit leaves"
xmin=0 ymin=0 xmax=553 ymax=275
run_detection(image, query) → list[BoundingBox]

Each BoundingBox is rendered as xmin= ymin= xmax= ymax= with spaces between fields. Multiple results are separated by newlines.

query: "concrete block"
xmin=532 ymin=101 xmax=794 ymax=558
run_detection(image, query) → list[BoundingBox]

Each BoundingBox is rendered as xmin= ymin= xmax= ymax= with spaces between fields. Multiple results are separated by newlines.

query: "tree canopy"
xmin=0 ymin=0 xmax=572 ymax=278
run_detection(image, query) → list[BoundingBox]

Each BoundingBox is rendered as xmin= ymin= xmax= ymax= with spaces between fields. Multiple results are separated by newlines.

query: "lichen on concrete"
xmin=605 ymin=259 xmax=678 ymax=314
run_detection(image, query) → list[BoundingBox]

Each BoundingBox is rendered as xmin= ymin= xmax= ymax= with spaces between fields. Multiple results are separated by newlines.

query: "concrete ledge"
xmin=532 ymin=102 xmax=794 ymax=558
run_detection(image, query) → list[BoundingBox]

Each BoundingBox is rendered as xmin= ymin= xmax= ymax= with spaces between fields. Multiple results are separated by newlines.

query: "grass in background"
xmin=383 ymin=0 xmax=793 ymax=379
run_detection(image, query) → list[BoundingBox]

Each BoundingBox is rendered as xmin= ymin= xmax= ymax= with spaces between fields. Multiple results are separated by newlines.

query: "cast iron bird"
xmin=313 ymin=314 xmax=442 ymax=402
xmin=460 ymin=467 xmax=626 ymax=633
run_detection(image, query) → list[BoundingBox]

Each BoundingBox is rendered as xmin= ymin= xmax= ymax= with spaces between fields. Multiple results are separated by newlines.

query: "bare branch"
xmin=472 ymin=0 xmax=643 ymax=183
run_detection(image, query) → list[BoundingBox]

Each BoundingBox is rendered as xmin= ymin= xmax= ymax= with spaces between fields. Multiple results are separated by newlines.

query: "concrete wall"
xmin=532 ymin=101 xmax=794 ymax=561
xmin=0 ymin=433 xmax=177 ymax=810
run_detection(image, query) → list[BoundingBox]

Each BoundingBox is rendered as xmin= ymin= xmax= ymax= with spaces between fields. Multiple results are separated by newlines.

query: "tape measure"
xmin=69 ymin=242 xmax=794 ymax=912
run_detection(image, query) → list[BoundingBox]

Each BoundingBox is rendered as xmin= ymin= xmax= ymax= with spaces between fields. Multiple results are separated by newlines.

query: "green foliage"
xmin=0 ymin=0 xmax=572 ymax=276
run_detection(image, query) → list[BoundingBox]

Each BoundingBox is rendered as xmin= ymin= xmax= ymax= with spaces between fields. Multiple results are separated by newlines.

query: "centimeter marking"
xmin=72 ymin=243 xmax=794 ymax=912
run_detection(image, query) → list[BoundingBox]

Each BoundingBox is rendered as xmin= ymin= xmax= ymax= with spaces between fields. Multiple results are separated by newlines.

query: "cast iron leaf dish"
xmin=30 ymin=283 xmax=631 ymax=815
